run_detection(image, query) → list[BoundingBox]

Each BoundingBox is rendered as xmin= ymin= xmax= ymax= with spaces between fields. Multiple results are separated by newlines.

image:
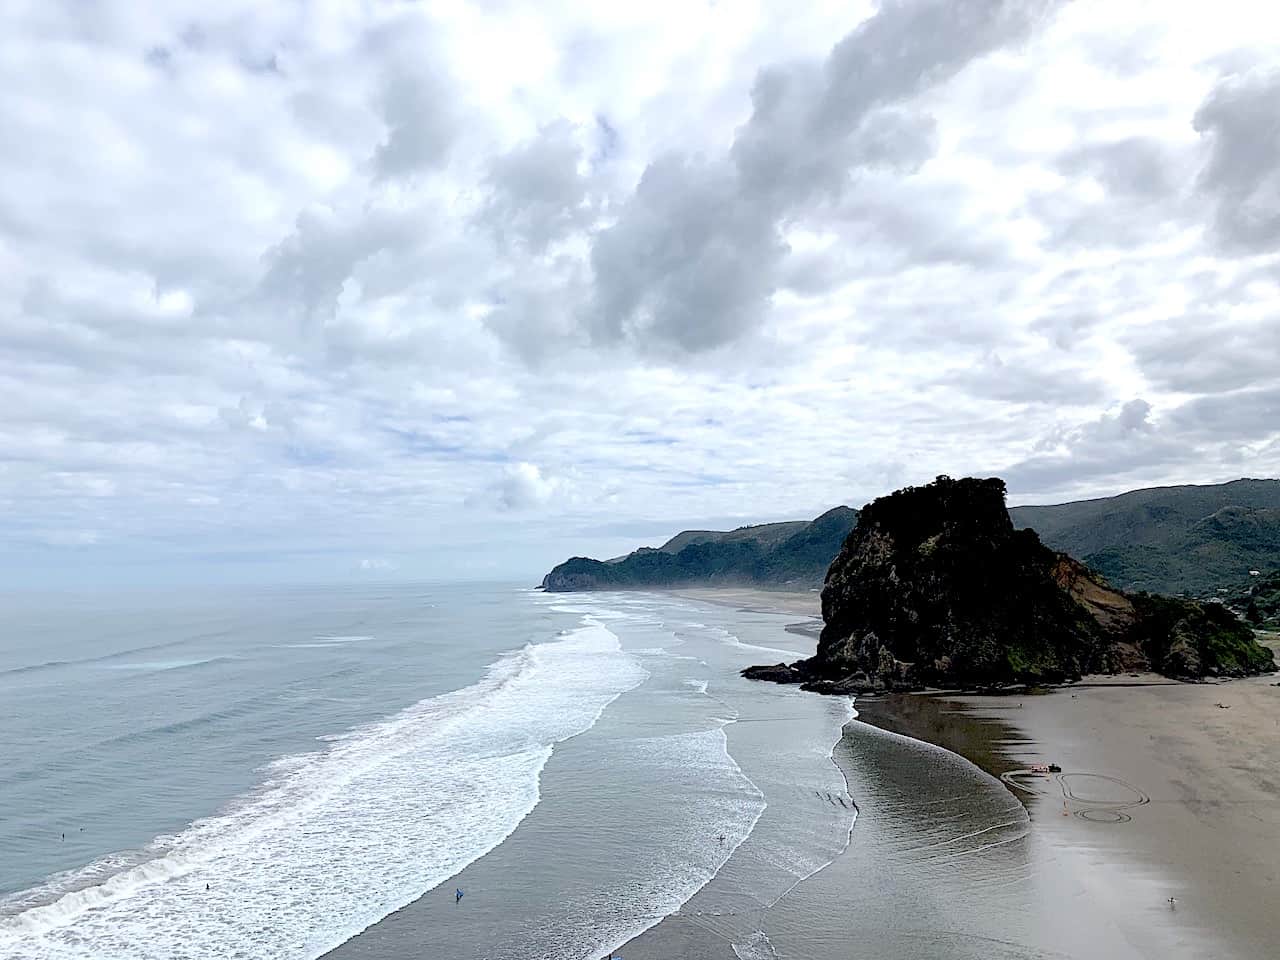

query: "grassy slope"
xmin=1010 ymin=479 xmax=1280 ymax=596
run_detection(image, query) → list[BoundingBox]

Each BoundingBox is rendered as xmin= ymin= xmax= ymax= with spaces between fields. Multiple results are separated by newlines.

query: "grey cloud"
xmin=588 ymin=155 xmax=786 ymax=352
xmin=1029 ymin=136 xmax=1199 ymax=250
xmin=581 ymin=0 xmax=1060 ymax=356
xmin=936 ymin=351 xmax=1105 ymax=406
xmin=733 ymin=0 xmax=1052 ymax=202
xmin=1003 ymin=399 xmax=1193 ymax=493
xmin=483 ymin=261 xmax=589 ymax=365
xmin=848 ymin=108 xmax=938 ymax=173
xmin=1056 ymin=137 xmax=1181 ymax=199
xmin=1168 ymin=384 xmax=1280 ymax=441
xmin=1128 ymin=313 xmax=1278 ymax=395
xmin=256 ymin=202 xmax=478 ymax=329
xmin=815 ymin=0 xmax=1056 ymax=135
xmin=363 ymin=17 xmax=459 ymax=182
xmin=1193 ymin=66 xmax=1280 ymax=252
xmin=483 ymin=121 xmax=594 ymax=253
xmin=1028 ymin=186 xmax=1178 ymax=252
xmin=371 ymin=64 xmax=457 ymax=180
xmin=1121 ymin=261 xmax=1280 ymax=394
xmin=259 ymin=207 xmax=409 ymax=321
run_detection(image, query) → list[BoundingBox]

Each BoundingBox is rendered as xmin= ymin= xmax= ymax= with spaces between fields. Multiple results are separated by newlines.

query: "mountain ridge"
xmin=541 ymin=506 xmax=858 ymax=591
xmin=543 ymin=477 xmax=1280 ymax=596
xmin=1010 ymin=478 xmax=1280 ymax=595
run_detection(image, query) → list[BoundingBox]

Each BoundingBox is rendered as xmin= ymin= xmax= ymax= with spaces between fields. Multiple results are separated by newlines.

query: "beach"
xmin=6 ymin=584 xmax=1275 ymax=958
xmin=856 ymin=671 xmax=1280 ymax=960
xmin=663 ymin=586 xmax=822 ymax=619
xmin=623 ymin=589 xmax=1280 ymax=960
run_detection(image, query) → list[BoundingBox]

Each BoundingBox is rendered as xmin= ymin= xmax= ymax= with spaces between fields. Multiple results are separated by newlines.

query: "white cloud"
xmin=2 ymin=0 xmax=1279 ymax=584
xmin=494 ymin=462 xmax=562 ymax=511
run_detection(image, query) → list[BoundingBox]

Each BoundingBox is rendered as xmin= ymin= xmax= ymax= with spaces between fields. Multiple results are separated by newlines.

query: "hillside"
xmin=744 ymin=476 xmax=1276 ymax=692
xmin=1010 ymin=479 xmax=1280 ymax=596
xmin=1222 ymin=570 xmax=1280 ymax=628
xmin=541 ymin=507 xmax=858 ymax=591
xmin=658 ymin=520 xmax=809 ymax=555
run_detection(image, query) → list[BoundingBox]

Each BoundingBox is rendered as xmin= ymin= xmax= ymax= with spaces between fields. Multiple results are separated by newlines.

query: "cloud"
xmin=1056 ymin=137 xmax=1180 ymax=200
xmin=587 ymin=154 xmax=786 ymax=353
xmin=367 ymin=22 xmax=459 ymax=181
xmin=3 ymin=0 xmax=1280 ymax=586
xmin=482 ymin=120 xmax=595 ymax=253
xmin=493 ymin=462 xmax=562 ymax=511
xmin=1002 ymin=399 xmax=1192 ymax=494
xmin=577 ymin=0 xmax=1065 ymax=357
xmin=1194 ymin=66 xmax=1280 ymax=252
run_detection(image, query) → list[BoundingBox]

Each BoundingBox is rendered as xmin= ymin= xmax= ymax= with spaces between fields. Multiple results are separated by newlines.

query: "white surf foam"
xmin=0 ymin=622 xmax=646 ymax=960
xmin=550 ymin=725 xmax=768 ymax=960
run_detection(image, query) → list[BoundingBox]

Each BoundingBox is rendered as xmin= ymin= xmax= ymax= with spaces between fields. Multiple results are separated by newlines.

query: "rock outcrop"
xmin=746 ymin=476 xmax=1276 ymax=692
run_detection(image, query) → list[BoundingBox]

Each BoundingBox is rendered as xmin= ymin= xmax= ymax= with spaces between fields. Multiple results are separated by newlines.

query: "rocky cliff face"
xmin=745 ymin=476 xmax=1276 ymax=692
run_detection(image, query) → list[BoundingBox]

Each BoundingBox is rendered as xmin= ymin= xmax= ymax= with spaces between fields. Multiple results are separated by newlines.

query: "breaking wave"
xmin=0 ymin=622 xmax=647 ymax=960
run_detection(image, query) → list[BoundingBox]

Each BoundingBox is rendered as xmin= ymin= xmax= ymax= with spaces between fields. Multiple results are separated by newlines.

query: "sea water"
xmin=0 ymin=583 xmax=853 ymax=959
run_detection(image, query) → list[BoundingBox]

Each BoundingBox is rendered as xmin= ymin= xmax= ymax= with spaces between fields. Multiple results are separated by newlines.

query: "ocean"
xmin=0 ymin=583 xmax=853 ymax=959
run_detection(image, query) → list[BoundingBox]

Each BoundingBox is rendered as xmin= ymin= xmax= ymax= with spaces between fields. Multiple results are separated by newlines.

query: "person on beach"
xmin=455 ymin=888 xmax=464 ymax=904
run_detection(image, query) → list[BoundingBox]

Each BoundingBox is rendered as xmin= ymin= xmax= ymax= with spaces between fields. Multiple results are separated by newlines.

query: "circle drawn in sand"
xmin=1000 ymin=770 xmax=1148 ymax=824
xmin=1076 ymin=808 xmax=1132 ymax=824
xmin=1058 ymin=772 xmax=1148 ymax=807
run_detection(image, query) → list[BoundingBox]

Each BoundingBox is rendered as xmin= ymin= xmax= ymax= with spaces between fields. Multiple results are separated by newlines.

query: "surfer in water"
xmin=455 ymin=888 xmax=464 ymax=904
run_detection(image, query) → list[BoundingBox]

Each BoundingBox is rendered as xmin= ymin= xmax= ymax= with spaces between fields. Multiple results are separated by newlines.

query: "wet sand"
xmin=662 ymin=586 xmax=821 ymax=619
xmin=662 ymin=586 xmax=824 ymax=639
xmin=856 ymin=672 xmax=1280 ymax=960
xmin=626 ymin=596 xmax=1280 ymax=960
xmin=621 ymin=712 xmax=1163 ymax=959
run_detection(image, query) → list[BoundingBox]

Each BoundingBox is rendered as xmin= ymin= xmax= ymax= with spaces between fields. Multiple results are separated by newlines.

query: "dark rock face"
xmin=745 ymin=476 xmax=1276 ymax=691
xmin=740 ymin=663 xmax=803 ymax=683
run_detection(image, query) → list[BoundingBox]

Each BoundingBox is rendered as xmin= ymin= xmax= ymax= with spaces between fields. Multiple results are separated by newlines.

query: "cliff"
xmin=745 ymin=476 xmax=1276 ymax=692
xmin=541 ymin=506 xmax=858 ymax=591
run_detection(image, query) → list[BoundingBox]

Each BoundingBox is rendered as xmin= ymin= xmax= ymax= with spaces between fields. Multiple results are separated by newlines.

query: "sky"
xmin=3 ymin=0 xmax=1279 ymax=587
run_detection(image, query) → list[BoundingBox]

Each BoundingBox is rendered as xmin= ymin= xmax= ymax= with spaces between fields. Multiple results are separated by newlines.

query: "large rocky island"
xmin=745 ymin=476 xmax=1276 ymax=692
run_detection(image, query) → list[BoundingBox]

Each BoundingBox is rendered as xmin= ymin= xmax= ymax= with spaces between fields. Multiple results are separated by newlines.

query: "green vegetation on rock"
xmin=541 ymin=507 xmax=858 ymax=591
xmin=744 ymin=476 xmax=1276 ymax=691
xmin=1221 ymin=570 xmax=1280 ymax=628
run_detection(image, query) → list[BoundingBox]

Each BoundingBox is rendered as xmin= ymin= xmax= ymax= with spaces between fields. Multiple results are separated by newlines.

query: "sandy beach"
xmin=663 ymin=586 xmax=822 ymax=619
xmin=856 ymin=668 xmax=1280 ymax=960
xmin=625 ymin=588 xmax=1280 ymax=960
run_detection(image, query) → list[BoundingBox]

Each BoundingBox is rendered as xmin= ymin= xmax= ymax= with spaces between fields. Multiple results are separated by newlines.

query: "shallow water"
xmin=0 ymin=585 xmax=849 ymax=959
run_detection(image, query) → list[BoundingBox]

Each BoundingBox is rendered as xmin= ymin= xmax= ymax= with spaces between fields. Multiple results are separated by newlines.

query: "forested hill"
xmin=1009 ymin=479 xmax=1280 ymax=596
xmin=543 ymin=478 xmax=1280 ymax=596
xmin=541 ymin=507 xmax=858 ymax=591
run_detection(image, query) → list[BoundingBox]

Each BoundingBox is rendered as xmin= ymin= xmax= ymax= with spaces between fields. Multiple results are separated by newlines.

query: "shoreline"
xmin=659 ymin=585 xmax=821 ymax=617
xmin=629 ymin=589 xmax=1280 ymax=959
xmin=855 ymin=672 xmax=1280 ymax=959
